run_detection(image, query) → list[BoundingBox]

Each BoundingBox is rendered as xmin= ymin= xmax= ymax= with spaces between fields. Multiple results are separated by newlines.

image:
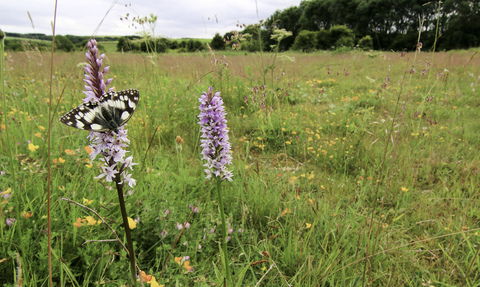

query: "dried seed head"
xmin=250 ymin=260 xmax=269 ymax=266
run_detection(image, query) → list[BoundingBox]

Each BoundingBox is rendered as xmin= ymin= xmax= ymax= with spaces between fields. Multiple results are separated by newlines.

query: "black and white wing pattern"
xmin=59 ymin=89 xmax=140 ymax=133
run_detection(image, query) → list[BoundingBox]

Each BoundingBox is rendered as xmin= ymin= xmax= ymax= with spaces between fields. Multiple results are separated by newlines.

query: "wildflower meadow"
xmin=1 ymin=28 xmax=480 ymax=287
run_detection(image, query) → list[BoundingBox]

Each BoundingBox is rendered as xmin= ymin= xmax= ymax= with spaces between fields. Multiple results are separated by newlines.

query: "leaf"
xmin=392 ymin=213 xmax=406 ymax=222
xmin=235 ymin=262 xmax=251 ymax=287
xmin=212 ymin=261 xmax=224 ymax=286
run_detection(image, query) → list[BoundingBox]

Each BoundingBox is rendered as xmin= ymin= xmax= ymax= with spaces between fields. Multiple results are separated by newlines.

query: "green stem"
xmin=0 ymin=29 xmax=12 ymax=256
xmin=216 ymin=177 xmax=232 ymax=285
xmin=116 ymin=171 xmax=137 ymax=286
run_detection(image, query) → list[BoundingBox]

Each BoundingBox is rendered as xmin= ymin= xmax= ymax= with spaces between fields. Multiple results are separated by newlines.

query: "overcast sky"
xmin=1 ymin=0 xmax=301 ymax=39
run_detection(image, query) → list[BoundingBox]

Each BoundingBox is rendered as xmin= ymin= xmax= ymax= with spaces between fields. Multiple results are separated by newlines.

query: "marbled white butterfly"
xmin=60 ymin=89 xmax=139 ymax=133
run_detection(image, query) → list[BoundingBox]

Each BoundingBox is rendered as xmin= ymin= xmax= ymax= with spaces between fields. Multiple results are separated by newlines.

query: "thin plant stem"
xmin=114 ymin=168 xmax=137 ymax=286
xmin=0 ymin=29 xmax=6 ymax=254
xmin=216 ymin=178 xmax=232 ymax=285
xmin=47 ymin=2 xmax=59 ymax=285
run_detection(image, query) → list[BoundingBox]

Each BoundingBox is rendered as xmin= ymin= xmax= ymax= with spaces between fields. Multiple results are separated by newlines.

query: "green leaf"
xmin=235 ymin=262 xmax=251 ymax=287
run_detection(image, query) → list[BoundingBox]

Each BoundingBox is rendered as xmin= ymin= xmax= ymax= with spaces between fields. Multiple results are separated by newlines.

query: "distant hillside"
xmin=4 ymin=32 xmax=141 ymax=43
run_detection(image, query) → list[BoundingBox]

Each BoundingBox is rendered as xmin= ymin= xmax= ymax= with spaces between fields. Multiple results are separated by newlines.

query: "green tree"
xmin=186 ymin=39 xmax=204 ymax=52
xmin=316 ymin=29 xmax=332 ymax=50
xmin=329 ymin=25 xmax=355 ymax=48
xmin=357 ymin=35 xmax=373 ymax=50
xmin=439 ymin=0 xmax=480 ymax=50
xmin=117 ymin=36 xmax=136 ymax=52
xmin=291 ymin=30 xmax=317 ymax=52
xmin=210 ymin=33 xmax=225 ymax=50
xmin=265 ymin=5 xmax=303 ymax=50
xmin=239 ymin=23 xmax=270 ymax=52
xmin=55 ymin=35 xmax=74 ymax=52
xmin=140 ymin=38 xmax=167 ymax=53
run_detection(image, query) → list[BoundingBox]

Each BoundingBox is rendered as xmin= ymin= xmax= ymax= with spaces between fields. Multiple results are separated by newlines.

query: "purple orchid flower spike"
xmin=197 ymin=86 xmax=233 ymax=181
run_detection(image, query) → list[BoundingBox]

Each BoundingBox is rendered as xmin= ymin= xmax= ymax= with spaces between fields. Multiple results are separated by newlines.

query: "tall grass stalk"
xmin=216 ymin=177 xmax=232 ymax=285
xmin=0 ymin=29 xmax=9 ymax=259
xmin=47 ymin=2 xmax=59 ymax=285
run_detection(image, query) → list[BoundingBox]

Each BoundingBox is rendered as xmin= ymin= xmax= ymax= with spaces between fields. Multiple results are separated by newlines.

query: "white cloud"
xmin=0 ymin=0 xmax=300 ymax=38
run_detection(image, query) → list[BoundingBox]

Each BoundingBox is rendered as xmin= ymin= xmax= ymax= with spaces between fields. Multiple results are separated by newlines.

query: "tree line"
xmin=3 ymin=31 xmax=206 ymax=53
xmin=116 ymin=37 xmax=205 ymax=53
xmin=3 ymin=33 xmax=140 ymax=52
xmin=244 ymin=0 xmax=479 ymax=52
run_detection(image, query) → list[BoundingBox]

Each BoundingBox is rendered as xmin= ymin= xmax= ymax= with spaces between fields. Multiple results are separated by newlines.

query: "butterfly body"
xmin=60 ymin=89 xmax=139 ymax=133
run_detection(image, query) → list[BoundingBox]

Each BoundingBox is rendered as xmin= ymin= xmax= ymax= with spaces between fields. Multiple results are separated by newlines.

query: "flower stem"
xmin=216 ymin=178 xmax=232 ymax=285
xmin=115 ymin=172 xmax=137 ymax=286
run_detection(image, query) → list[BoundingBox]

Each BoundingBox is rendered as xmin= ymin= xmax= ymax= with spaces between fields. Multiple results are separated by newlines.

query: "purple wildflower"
xmin=164 ymin=209 xmax=170 ymax=216
xmin=210 ymin=228 xmax=215 ymax=234
xmin=177 ymin=222 xmax=183 ymax=230
xmin=83 ymin=40 xmax=114 ymax=102
xmin=82 ymin=39 xmax=137 ymax=192
xmin=1 ymin=190 xmax=11 ymax=200
xmin=198 ymin=244 xmax=202 ymax=250
xmin=6 ymin=218 xmax=16 ymax=227
xmin=189 ymin=204 xmax=199 ymax=213
xmin=160 ymin=229 xmax=168 ymax=236
xmin=198 ymin=86 xmax=233 ymax=181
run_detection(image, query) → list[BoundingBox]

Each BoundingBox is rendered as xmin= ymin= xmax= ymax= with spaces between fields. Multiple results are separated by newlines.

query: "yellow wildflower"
xmin=73 ymin=218 xmax=82 ymax=228
xmin=141 ymin=271 xmax=152 ymax=282
xmin=22 ymin=211 xmax=33 ymax=219
xmin=83 ymin=198 xmax=93 ymax=205
xmin=28 ymin=143 xmax=39 ymax=151
xmin=281 ymin=208 xmax=291 ymax=215
xmin=183 ymin=261 xmax=192 ymax=271
xmin=128 ymin=217 xmax=137 ymax=229
xmin=86 ymin=216 xmax=97 ymax=226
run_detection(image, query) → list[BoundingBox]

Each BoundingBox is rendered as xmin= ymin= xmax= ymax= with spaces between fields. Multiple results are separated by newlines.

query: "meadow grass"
xmin=1 ymin=47 xmax=480 ymax=286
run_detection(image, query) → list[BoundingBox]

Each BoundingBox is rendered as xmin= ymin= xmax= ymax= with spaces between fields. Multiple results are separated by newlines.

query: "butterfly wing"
xmin=104 ymin=89 xmax=140 ymax=129
xmin=59 ymin=89 xmax=140 ymax=132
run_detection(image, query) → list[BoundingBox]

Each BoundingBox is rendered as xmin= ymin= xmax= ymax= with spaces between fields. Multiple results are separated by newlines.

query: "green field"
xmin=1 ymin=45 xmax=480 ymax=286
